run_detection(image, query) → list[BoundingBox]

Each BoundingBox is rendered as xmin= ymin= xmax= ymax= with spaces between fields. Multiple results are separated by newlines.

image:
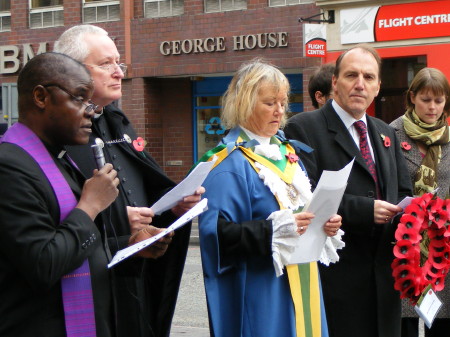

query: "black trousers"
xmin=401 ymin=317 xmax=450 ymax=337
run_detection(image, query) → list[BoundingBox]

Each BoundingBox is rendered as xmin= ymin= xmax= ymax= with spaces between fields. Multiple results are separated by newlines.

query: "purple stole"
xmin=1 ymin=123 xmax=97 ymax=337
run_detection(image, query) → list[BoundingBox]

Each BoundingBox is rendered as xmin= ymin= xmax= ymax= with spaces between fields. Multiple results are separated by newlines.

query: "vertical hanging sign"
xmin=304 ymin=24 xmax=327 ymax=58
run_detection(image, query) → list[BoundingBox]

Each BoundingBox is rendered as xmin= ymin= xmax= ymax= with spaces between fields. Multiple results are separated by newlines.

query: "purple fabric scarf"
xmin=1 ymin=123 xmax=97 ymax=337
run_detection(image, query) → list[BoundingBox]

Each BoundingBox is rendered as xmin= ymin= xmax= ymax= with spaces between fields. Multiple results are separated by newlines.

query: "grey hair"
xmin=53 ymin=24 xmax=108 ymax=62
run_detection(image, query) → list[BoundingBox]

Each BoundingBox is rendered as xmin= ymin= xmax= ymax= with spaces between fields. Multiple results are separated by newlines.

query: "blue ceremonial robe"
xmin=199 ymin=128 xmax=329 ymax=337
xmin=200 ymin=148 xmax=296 ymax=336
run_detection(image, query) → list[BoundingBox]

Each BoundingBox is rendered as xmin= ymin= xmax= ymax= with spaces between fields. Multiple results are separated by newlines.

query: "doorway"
xmin=375 ymin=56 xmax=426 ymax=124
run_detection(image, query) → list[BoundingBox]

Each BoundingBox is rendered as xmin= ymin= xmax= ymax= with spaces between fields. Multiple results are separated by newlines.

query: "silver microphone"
xmin=91 ymin=143 xmax=106 ymax=169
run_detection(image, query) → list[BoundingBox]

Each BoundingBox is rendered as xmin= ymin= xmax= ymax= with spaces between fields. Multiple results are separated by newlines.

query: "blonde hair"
xmin=221 ymin=58 xmax=290 ymax=129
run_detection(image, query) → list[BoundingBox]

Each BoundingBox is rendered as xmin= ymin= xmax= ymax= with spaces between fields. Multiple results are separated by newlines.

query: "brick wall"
xmin=122 ymin=77 xmax=193 ymax=182
xmin=130 ymin=0 xmax=321 ymax=78
xmin=160 ymin=78 xmax=193 ymax=180
xmin=0 ymin=0 xmax=322 ymax=182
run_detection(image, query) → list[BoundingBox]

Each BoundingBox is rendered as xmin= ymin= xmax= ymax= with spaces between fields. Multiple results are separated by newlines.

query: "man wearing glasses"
xmin=54 ymin=25 xmax=203 ymax=337
xmin=0 ymin=52 xmax=120 ymax=336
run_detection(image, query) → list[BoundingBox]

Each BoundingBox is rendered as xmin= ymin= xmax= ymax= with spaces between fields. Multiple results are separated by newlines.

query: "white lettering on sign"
xmin=378 ymin=14 xmax=450 ymax=28
xmin=307 ymin=49 xmax=325 ymax=56
xmin=379 ymin=17 xmax=413 ymax=28
xmin=415 ymin=14 xmax=450 ymax=25
xmin=308 ymin=44 xmax=325 ymax=50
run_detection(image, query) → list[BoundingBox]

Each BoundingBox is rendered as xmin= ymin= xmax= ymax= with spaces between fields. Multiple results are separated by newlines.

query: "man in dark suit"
xmin=308 ymin=62 xmax=335 ymax=109
xmin=0 ymin=52 xmax=121 ymax=336
xmin=54 ymin=24 xmax=204 ymax=337
xmin=284 ymin=45 xmax=413 ymax=337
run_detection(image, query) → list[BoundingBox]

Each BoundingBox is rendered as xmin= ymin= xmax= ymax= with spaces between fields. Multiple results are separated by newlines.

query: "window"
xmin=29 ymin=0 xmax=63 ymax=29
xmin=1 ymin=83 xmax=18 ymax=128
xmin=269 ymin=0 xmax=312 ymax=7
xmin=144 ymin=0 xmax=184 ymax=18
xmin=83 ymin=0 xmax=120 ymax=23
xmin=0 ymin=0 xmax=11 ymax=32
xmin=204 ymin=0 xmax=246 ymax=13
xmin=193 ymin=74 xmax=302 ymax=160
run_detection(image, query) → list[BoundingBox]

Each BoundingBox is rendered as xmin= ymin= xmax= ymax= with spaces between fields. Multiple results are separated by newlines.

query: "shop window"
xmin=0 ymin=0 xmax=11 ymax=32
xmin=83 ymin=0 xmax=120 ymax=23
xmin=195 ymin=96 xmax=223 ymax=160
xmin=29 ymin=0 xmax=63 ymax=29
xmin=269 ymin=0 xmax=313 ymax=7
xmin=193 ymin=74 xmax=302 ymax=160
xmin=144 ymin=0 xmax=184 ymax=18
xmin=1 ymin=83 xmax=18 ymax=128
xmin=204 ymin=0 xmax=246 ymax=13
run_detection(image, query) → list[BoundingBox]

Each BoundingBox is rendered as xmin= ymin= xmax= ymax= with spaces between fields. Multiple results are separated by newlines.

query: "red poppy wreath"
xmin=392 ymin=193 xmax=450 ymax=304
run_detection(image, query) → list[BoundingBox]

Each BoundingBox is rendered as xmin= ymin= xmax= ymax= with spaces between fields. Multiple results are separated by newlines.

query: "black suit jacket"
xmin=284 ymin=100 xmax=412 ymax=337
xmin=0 ymin=143 xmax=113 ymax=337
xmin=67 ymin=104 xmax=191 ymax=337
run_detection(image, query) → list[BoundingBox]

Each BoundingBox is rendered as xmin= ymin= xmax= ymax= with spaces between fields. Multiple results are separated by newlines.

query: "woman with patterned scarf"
xmin=198 ymin=58 xmax=345 ymax=337
xmin=390 ymin=67 xmax=450 ymax=337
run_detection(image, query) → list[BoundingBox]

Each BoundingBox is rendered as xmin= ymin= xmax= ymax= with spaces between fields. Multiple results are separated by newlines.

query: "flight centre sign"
xmin=303 ymin=24 xmax=326 ymax=58
xmin=340 ymin=0 xmax=450 ymax=44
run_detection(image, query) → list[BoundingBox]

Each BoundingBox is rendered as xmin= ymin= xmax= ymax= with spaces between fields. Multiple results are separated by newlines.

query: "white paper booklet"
xmin=288 ymin=159 xmax=354 ymax=264
xmin=150 ymin=157 xmax=216 ymax=215
xmin=108 ymin=198 xmax=208 ymax=268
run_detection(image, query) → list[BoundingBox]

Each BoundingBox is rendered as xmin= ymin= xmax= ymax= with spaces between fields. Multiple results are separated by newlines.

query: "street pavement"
xmin=169 ymin=223 xmax=426 ymax=337
xmin=171 ymin=223 xmax=210 ymax=337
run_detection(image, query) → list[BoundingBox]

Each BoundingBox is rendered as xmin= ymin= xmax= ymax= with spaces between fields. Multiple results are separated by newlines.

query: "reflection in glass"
xmin=31 ymin=0 xmax=63 ymax=8
xmin=0 ymin=0 xmax=10 ymax=11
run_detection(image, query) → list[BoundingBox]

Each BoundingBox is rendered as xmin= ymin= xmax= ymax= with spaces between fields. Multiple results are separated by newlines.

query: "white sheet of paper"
xmin=288 ymin=159 xmax=354 ymax=264
xmin=397 ymin=196 xmax=414 ymax=211
xmin=150 ymin=157 xmax=216 ymax=215
xmin=396 ymin=188 xmax=440 ymax=215
xmin=415 ymin=286 xmax=443 ymax=329
xmin=108 ymin=198 xmax=208 ymax=268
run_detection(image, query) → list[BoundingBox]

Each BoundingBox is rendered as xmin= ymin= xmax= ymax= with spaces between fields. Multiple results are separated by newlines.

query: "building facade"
xmin=0 ymin=0 xmax=322 ymax=182
xmin=315 ymin=0 xmax=450 ymax=123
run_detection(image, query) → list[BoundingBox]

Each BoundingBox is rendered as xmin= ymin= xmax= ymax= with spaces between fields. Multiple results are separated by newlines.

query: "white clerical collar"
xmin=240 ymin=126 xmax=271 ymax=145
xmin=93 ymin=108 xmax=104 ymax=119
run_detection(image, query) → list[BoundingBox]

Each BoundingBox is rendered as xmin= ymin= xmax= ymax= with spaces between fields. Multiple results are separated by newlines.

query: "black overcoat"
xmin=284 ymin=100 xmax=412 ymax=337
xmin=67 ymin=104 xmax=191 ymax=337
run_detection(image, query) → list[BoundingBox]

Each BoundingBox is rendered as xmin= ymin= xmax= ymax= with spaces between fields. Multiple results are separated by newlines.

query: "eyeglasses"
xmin=84 ymin=62 xmax=127 ymax=75
xmin=43 ymin=84 xmax=98 ymax=113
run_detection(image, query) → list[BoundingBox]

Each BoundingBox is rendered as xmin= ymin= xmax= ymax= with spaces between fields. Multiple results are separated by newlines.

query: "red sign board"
xmin=375 ymin=0 xmax=450 ymax=41
xmin=305 ymin=38 xmax=326 ymax=58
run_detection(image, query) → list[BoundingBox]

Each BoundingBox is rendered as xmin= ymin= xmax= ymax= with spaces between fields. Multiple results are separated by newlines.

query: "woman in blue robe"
xmin=198 ymin=59 xmax=344 ymax=337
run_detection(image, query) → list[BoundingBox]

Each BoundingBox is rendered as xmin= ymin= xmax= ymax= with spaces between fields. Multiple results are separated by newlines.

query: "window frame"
xmin=0 ymin=10 xmax=11 ymax=32
xmin=204 ymin=0 xmax=247 ymax=14
xmin=29 ymin=0 xmax=64 ymax=29
xmin=144 ymin=0 xmax=184 ymax=19
xmin=82 ymin=0 xmax=120 ymax=23
xmin=268 ymin=0 xmax=313 ymax=8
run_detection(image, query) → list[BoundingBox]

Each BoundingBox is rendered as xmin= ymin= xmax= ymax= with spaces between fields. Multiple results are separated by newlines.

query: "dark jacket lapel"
xmin=322 ymin=103 xmax=370 ymax=175
xmin=103 ymin=105 xmax=175 ymax=186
